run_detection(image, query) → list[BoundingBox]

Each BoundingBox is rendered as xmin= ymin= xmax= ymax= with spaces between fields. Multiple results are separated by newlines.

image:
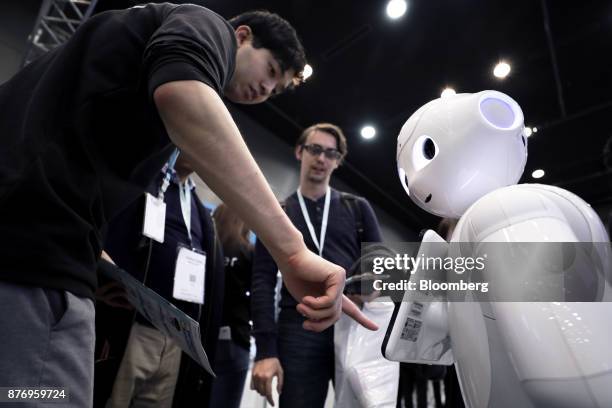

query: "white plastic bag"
xmin=335 ymin=300 xmax=399 ymax=408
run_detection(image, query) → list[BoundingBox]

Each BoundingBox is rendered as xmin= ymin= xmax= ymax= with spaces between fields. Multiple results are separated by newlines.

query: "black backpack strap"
xmin=340 ymin=192 xmax=364 ymax=243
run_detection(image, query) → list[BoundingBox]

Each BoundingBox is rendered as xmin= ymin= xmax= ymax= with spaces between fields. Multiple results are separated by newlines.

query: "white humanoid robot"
xmin=382 ymin=90 xmax=612 ymax=408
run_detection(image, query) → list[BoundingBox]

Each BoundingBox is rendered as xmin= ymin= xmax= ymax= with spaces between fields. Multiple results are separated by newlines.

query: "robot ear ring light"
xmin=478 ymin=92 xmax=523 ymax=130
xmin=384 ymin=90 xmax=612 ymax=408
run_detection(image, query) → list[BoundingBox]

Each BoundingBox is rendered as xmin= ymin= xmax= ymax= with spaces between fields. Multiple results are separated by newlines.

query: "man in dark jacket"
xmin=94 ymin=154 xmax=224 ymax=407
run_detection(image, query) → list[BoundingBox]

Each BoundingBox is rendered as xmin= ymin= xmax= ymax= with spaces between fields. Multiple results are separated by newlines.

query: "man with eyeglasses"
xmin=250 ymin=123 xmax=383 ymax=407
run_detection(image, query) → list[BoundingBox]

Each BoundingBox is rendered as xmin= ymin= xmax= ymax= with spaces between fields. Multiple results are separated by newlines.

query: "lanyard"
xmin=297 ymin=187 xmax=331 ymax=256
xmin=158 ymin=148 xmax=180 ymax=200
xmin=157 ymin=148 xmax=193 ymax=244
xmin=179 ymin=180 xmax=193 ymax=244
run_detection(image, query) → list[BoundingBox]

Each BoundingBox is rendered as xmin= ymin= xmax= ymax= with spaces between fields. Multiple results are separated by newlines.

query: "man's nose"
xmin=259 ymin=79 xmax=275 ymax=97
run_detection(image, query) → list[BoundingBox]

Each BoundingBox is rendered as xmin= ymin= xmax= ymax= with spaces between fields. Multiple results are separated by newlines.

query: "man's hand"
xmin=101 ymin=250 xmax=115 ymax=264
xmin=97 ymin=251 xmax=133 ymax=309
xmin=251 ymin=357 xmax=284 ymax=406
xmin=95 ymin=281 xmax=133 ymax=310
xmin=279 ymin=248 xmax=379 ymax=333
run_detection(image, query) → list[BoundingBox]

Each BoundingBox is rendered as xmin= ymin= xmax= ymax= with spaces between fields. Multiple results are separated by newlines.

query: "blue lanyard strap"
xmin=179 ymin=180 xmax=193 ymax=244
xmin=158 ymin=148 xmax=180 ymax=199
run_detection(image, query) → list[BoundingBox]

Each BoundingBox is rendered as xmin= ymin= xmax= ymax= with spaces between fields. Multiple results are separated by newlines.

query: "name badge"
xmin=142 ymin=193 xmax=166 ymax=243
xmin=173 ymin=246 xmax=206 ymax=304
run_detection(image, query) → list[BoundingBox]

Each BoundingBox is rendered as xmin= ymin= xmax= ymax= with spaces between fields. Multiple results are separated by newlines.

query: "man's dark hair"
xmin=297 ymin=123 xmax=348 ymax=164
xmin=229 ymin=10 xmax=306 ymax=86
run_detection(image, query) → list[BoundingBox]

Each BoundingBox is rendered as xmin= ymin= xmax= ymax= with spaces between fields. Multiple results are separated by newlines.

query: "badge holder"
xmin=142 ymin=148 xmax=180 ymax=243
xmin=173 ymin=243 xmax=206 ymax=305
xmin=142 ymin=193 xmax=166 ymax=243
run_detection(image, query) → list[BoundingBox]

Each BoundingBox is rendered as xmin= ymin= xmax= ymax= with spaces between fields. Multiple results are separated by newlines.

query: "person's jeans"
xmin=277 ymin=308 xmax=334 ymax=408
xmin=209 ymin=338 xmax=250 ymax=408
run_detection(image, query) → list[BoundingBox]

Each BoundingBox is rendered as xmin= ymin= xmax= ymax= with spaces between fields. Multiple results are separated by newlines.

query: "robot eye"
xmin=423 ymin=138 xmax=436 ymax=159
xmin=412 ymin=135 xmax=439 ymax=171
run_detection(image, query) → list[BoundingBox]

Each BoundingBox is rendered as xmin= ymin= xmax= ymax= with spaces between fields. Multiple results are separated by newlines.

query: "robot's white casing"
xmin=384 ymin=90 xmax=612 ymax=407
xmin=449 ymin=184 xmax=612 ymax=408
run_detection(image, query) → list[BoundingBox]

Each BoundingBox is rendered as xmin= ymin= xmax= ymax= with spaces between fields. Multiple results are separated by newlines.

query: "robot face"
xmin=397 ymin=91 xmax=528 ymax=218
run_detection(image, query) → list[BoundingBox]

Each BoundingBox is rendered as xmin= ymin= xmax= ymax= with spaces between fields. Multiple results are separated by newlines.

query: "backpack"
xmin=339 ymin=192 xmax=364 ymax=244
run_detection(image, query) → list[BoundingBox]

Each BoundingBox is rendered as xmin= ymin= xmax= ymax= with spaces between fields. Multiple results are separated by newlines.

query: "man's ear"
xmin=295 ymin=145 xmax=303 ymax=161
xmin=234 ymin=25 xmax=253 ymax=46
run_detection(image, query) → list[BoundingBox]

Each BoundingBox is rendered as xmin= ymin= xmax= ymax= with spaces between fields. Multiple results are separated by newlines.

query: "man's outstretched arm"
xmin=154 ymin=80 xmax=378 ymax=332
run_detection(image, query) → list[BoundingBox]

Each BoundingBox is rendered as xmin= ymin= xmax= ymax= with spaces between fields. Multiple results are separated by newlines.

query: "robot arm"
xmin=458 ymin=184 xmax=611 ymax=303
xmin=454 ymin=185 xmax=612 ymax=408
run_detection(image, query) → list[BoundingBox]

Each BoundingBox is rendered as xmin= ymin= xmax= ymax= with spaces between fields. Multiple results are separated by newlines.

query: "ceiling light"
xmin=524 ymin=127 xmax=533 ymax=137
xmin=441 ymin=87 xmax=456 ymax=98
xmin=532 ymin=169 xmax=545 ymax=179
xmin=302 ymin=64 xmax=313 ymax=81
xmin=386 ymin=0 xmax=407 ymax=19
xmin=493 ymin=61 xmax=511 ymax=79
xmin=361 ymin=125 xmax=376 ymax=140
xmin=533 ymin=127 xmax=538 ymax=133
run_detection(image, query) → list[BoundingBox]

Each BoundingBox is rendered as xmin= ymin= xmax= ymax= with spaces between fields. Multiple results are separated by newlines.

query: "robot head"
xmin=397 ymin=90 xmax=527 ymax=218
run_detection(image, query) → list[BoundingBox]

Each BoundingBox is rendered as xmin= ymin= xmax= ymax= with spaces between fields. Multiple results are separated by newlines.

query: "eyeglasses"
xmin=302 ymin=144 xmax=343 ymax=160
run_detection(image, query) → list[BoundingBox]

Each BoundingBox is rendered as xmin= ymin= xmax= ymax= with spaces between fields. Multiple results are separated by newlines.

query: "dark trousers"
xmin=209 ymin=339 xmax=250 ymax=408
xmin=443 ymin=365 xmax=465 ymax=408
xmin=277 ymin=308 xmax=334 ymax=408
xmin=397 ymin=363 xmax=445 ymax=408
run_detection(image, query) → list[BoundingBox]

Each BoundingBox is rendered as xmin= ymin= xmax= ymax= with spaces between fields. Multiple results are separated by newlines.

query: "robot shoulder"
xmin=454 ymin=184 xmax=608 ymax=242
